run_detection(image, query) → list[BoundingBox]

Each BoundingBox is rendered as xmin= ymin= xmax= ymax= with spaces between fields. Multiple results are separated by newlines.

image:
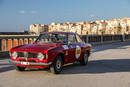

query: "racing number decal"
xmin=75 ymin=45 xmax=81 ymax=59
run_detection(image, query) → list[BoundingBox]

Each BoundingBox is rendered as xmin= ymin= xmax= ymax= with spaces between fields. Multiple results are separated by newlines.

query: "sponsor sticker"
xmin=75 ymin=45 xmax=81 ymax=59
xmin=65 ymin=51 xmax=68 ymax=55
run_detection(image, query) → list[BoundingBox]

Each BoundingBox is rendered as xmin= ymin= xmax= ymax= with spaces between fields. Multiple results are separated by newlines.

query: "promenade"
xmin=0 ymin=41 xmax=130 ymax=87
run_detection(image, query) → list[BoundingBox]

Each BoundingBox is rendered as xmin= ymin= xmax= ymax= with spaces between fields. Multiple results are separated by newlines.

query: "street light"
xmin=121 ymin=21 xmax=126 ymax=42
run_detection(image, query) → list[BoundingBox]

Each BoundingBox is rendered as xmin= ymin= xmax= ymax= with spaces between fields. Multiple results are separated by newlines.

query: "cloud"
xmin=19 ymin=10 xmax=25 ymax=14
xmin=30 ymin=11 xmax=38 ymax=14
xmin=19 ymin=10 xmax=38 ymax=14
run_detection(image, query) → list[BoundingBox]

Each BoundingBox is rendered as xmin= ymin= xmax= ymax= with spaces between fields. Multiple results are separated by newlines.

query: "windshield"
xmin=35 ymin=33 xmax=67 ymax=44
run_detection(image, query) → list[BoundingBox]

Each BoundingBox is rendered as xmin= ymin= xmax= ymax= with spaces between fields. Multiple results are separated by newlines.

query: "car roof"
xmin=40 ymin=31 xmax=76 ymax=34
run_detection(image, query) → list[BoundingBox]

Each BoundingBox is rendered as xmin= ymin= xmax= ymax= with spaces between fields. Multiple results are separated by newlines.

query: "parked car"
xmin=9 ymin=32 xmax=92 ymax=74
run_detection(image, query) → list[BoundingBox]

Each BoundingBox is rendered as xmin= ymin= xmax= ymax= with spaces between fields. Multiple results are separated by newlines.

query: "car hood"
xmin=11 ymin=43 xmax=60 ymax=53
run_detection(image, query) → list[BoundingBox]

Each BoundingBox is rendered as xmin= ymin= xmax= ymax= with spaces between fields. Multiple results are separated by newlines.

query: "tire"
xmin=14 ymin=65 xmax=26 ymax=71
xmin=80 ymin=51 xmax=89 ymax=65
xmin=50 ymin=55 xmax=63 ymax=74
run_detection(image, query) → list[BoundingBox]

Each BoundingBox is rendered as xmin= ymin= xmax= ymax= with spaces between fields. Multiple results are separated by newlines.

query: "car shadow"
xmin=61 ymin=59 xmax=130 ymax=74
xmin=1 ymin=59 xmax=130 ymax=74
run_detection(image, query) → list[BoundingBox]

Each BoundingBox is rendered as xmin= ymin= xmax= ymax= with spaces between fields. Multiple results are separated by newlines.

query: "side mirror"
xmin=83 ymin=41 xmax=85 ymax=44
xmin=68 ymin=41 xmax=73 ymax=45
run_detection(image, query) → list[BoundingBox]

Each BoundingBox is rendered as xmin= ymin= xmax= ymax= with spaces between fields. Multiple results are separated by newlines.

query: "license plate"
xmin=21 ymin=62 xmax=29 ymax=65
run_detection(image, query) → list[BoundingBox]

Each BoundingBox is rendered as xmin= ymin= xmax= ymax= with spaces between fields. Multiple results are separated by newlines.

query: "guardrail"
xmin=82 ymin=34 xmax=130 ymax=44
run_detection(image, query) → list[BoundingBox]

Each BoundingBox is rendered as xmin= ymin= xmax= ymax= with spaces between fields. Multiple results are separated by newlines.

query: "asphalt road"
xmin=0 ymin=41 xmax=130 ymax=87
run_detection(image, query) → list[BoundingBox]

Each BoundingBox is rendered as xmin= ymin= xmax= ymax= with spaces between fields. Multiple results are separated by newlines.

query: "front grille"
xmin=19 ymin=59 xmax=26 ymax=62
xmin=19 ymin=59 xmax=36 ymax=63
xmin=28 ymin=60 xmax=36 ymax=62
xmin=17 ymin=52 xmax=38 ymax=58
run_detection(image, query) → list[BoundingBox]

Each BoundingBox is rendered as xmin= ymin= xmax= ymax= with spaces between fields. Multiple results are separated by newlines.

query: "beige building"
xmin=106 ymin=19 xmax=121 ymax=34
xmin=79 ymin=22 xmax=91 ymax=35
xmin=120 ymin=17 xmax=130 ymax=34
xmin=30 ymin=17 xmax=130 ymax=35
xmin=30 ymin=24 xmax=48 ymax=34
xmin=49 ymin=22 xmax=76 ymax=32
xmin=98 ymin=21 xmax=107 ymax=35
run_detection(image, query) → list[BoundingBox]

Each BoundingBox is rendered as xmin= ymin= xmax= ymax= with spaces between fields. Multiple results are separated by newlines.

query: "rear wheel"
xmin=14 ymin=65 xmax=26 ymax=71
xmin=80 ymin=51 xmax=89 ymax=65
xmin=50 ymin=55 xmax=63 ymax=74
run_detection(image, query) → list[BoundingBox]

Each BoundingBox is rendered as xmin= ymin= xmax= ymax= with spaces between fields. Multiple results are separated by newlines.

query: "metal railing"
xmin=0 ymin=34 xmax=130 ymax=52
xmin=82 ymin=34 xmax=130 ymax=44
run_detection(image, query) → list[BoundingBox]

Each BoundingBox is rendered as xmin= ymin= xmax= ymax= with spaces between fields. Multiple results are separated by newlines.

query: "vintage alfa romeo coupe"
xmin=9 ymin=32 xmax=92 ymax=74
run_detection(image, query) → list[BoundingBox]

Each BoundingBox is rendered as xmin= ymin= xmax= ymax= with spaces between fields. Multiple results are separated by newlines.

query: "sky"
xmin=0 ymin=0 xmax=130 ymax=32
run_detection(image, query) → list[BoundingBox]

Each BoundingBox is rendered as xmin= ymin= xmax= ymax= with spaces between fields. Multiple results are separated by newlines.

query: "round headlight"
xmin=37 ymin=53 xmax=44 ymax=60
xmin=11 ymin=52 xmax=18 ymax=59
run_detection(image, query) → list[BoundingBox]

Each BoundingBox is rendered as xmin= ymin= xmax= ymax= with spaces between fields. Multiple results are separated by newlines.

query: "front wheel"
xmin=14 ymin=65 xmax=26 ymax=71
xmin=50 ymin=55 xmax=63 ymax=74
xmin=80 ymin=51 xmax=89 ymax=65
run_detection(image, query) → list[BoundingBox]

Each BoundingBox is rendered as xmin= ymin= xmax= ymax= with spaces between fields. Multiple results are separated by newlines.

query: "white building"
xmin=30 ymin=24 xmax=48 ymax=34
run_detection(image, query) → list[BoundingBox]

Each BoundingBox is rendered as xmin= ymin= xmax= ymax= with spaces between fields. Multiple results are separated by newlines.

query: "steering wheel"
xmin=56 ymin=40 xmax=63 ymax=43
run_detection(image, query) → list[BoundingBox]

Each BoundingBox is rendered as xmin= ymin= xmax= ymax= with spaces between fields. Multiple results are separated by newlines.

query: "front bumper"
xmin=8 ymin=59 xmax=52 ymax=66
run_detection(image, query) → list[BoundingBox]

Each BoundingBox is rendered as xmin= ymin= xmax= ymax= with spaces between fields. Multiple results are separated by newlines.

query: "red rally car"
xmin=9 ymin=32 xmax=92 ymax=74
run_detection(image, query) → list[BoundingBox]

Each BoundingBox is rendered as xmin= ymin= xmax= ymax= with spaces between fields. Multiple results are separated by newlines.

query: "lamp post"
xmin=96 ymin=24 xmax=99 ymax=35
xmin=121 ymin=24 xmax=125 ymax=42
xmin=86 ymin=31 xmax=88 ymax=43
xmin=101 ymin=31 xmax=104 ymax=43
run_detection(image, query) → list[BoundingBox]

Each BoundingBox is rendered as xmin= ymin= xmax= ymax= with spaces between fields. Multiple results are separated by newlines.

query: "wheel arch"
xmin=56 ymin=53 xmax=65 ymax=64
xmin=85 ymin=50 xmax=91 ymax=57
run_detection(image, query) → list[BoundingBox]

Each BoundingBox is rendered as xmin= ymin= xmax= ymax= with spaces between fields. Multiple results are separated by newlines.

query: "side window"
xmin=76 ymin=35 xmax=83 ymax=43
xmin=68 ymin=34 xmax=77 ymax=44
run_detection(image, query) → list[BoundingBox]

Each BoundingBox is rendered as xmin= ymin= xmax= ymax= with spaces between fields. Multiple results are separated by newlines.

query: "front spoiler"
xmin=8 ymin=59 xmax=52 ymax=66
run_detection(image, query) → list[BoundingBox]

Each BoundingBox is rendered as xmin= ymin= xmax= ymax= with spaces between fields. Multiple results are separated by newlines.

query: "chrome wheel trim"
xmin=56 ymin=60 xmax=62 ymax=70
xmin=84 ymin=53 xmax=88 ymax=63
